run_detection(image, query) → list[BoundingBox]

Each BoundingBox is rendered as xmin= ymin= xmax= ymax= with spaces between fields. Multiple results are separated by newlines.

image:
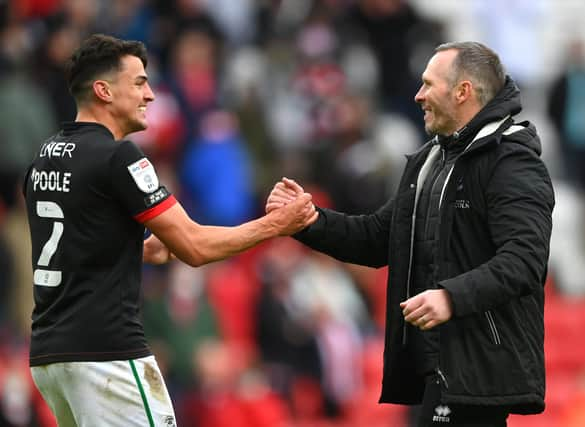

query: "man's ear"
xmin=93 ymin=80 xmax=113 ymax=103
xmin=455 ymin=80 xmax=473 ymax=104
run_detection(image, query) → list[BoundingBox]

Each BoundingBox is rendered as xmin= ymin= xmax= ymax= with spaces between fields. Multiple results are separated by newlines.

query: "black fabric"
xmin=295 ymin=76 xmax=554 ymax=413
xmin=24 ymin=122 xmax=173 ymax=366
xmin=410 ymin=145 xmax=445 ymax=376
xmin=417 ymin=375 xmax=508 ymax=426
xmin=411 ymin=124 xmax=493 ymax=377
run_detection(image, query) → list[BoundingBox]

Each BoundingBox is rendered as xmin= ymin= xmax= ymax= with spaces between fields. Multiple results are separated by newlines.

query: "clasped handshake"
xmin=265 ymin=177 xmax=318 ymax=236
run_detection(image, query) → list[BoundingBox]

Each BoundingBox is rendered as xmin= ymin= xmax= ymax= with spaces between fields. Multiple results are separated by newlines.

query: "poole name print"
xmin=30 ymin=168 xmax=72 ymax=193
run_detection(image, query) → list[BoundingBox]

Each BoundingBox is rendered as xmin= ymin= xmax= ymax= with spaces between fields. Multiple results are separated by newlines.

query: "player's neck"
xmin=76 ymin=107 xmax=126 ymax=140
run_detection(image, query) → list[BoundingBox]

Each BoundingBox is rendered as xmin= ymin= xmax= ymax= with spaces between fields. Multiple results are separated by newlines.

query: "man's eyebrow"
xmin=135 ymin=75 xmax=148 ymax=83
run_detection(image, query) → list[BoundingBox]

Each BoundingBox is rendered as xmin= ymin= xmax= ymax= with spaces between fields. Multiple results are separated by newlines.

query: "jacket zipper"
xmin=403 ymin=190 xmax=417 ymax=346
xmin=436 ymin=367 xmax=449 ymax=389
xmin=423 ymin=148 xmax=446 ymax=237
xmin=433 ymin=142 xmax=476 ymax=387
xmin=485 ymin=311 xmax=501 ymax=345
xmin=402 ymin=144 xmax=441 ymax=346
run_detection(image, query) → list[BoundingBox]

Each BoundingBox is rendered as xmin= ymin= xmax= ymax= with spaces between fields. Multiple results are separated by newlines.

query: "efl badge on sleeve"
xmin=127 ymin=158 xmax=159 ymax=193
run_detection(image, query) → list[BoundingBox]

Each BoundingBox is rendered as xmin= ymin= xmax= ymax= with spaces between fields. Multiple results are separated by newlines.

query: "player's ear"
xmin=93 ymin=80 xmax=113 ymax=103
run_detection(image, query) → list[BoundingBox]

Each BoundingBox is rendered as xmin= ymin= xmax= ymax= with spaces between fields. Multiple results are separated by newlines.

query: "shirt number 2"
xmin=34 ymin=201 xmax=64 ymax=287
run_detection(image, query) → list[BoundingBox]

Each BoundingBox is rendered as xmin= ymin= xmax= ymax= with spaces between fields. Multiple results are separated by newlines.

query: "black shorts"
xmin=416 ymin=375 xmax=508 ymax=427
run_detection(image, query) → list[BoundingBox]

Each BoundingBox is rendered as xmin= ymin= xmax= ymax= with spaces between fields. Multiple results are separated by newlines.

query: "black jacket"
xmin=295 ymin=77 xmax=554 ymax=414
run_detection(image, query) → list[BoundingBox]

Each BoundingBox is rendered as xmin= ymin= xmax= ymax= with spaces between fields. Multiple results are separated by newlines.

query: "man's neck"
xmin=76 ymin=107 xmax=124 ymax=140
xmin=454 ymin=100 xmax=483 ymax=134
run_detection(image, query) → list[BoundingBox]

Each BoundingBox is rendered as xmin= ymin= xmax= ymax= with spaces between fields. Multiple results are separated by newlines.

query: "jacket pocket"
xmin=485 ymin=310 xmax=501 ymax=345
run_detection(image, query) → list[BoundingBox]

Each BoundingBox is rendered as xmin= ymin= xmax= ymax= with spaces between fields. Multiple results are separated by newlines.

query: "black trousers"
xmin=416 ymin=375 xmax=508 ymax=427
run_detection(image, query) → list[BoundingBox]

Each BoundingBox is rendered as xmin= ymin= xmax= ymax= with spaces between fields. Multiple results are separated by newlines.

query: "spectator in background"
xmin=179 ymin=110 xmax=256 ymax=226
xmin=56 ymin=0 xmax=102 ymax=37
xmin=223 ymin=45 xmax=278 ymax=196
xmin=33 ymin=14 xmax=79 ymax=126
xmin=12 ymin=0 xmax=61 ymax=19
xmin=288 ymin=248 xmax=368 ymax=416
xmin=314 ymin=93 xmax=391 ymax=214
xmin=0 ymin=344 xmax=54 ymax=427
xmin=148 ymin=0 xmax=224 ymax=73
xmin=344 ymin=0 xmax=444 ymax=134
xmin=178 ymin=338 xmax=290 ymax=427
xmin=255 ymin=238 xmax=323 ymax=401
xmin=0 ymin=7 xmax=56 ymax=210
xmin=167 ymin=27 xmax=221 ymax=145
xmin=106 ymin=0 xmax=153 ymax=43
xmin=266 ymin=8 xmax=346 ymax=152
xmin=547 ymin=38 xmax=585 ymax=190
xmin=267 ymin=41 xmax=554 ymax=426
xmin=0 ymin=5 xmax=58 ymax=344
xmin=548 ymin=39 xmax=585 ymax=297
xmin=204 ymin=0 xmax=256 ymax=47
xmin=142 ymin=264 xmax=220 ymax=393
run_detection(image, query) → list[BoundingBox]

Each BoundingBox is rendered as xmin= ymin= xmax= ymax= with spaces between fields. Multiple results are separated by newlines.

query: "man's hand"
xmin=267 ymin=192 xmax=318 ymax=235
xmin=266 ymin=177 xmax=306 ymax=213
xmin=400 ymin=289 xmax=453 ymax=331
xmin=143 ymin=234 xmax=175 ymax=264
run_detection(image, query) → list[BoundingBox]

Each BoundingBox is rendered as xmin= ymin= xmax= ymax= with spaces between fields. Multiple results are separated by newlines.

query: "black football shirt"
xmin=24 ymin=122 xmax=176 ymax=366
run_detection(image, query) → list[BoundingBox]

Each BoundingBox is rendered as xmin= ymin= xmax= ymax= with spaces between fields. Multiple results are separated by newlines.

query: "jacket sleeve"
xmin=440 ymin=145 xmax=554 ymax=316
xmin=294 ymin=198 xmax=393 ymax=268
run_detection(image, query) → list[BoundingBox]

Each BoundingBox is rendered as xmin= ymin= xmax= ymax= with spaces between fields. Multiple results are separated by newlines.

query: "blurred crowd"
xmin=1 ymin=0 xmax=585 ymax=426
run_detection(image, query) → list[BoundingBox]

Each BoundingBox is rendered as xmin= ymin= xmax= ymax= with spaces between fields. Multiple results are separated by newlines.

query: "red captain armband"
xmin=134 ymin=194 xmax=177 ymax=223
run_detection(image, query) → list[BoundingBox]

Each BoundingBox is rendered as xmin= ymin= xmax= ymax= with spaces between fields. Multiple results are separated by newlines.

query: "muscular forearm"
xmin=145 ymin=197 xmax=316 ymax=267
xmin=174 ymin=217 xmax=280 ymax=267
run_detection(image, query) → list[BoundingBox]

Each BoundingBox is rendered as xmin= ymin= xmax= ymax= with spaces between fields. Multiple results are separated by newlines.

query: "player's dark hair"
xmin=435 ymin=41 xmax=506 ymax=107
xmin=65 ymin=34 xmax=148 ymax=104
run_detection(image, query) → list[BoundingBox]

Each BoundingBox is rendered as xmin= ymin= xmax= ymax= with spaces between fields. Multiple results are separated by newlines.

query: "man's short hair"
xmin=435 ymin=41 xmax=506 ymax=107
xmin=65 ymin=34 xmax=148 ymax=104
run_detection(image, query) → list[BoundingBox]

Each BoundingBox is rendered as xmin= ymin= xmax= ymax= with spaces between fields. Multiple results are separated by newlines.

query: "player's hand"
xmin=143 ymin=234 xmax=175 ymax=264
xmin=400 ymin=289 xmax=453 ymax=331
xmin=268 ymin=192 xmax=318 ymax=235
xmin=266 ymin=177 xmax=306 ymax=213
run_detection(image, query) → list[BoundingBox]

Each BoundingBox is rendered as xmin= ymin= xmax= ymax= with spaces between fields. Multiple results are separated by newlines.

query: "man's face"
xmin=414 ymin=50 xmax=459 ymax=136
xmin=108 ymin=55 xmax=155 ymax=136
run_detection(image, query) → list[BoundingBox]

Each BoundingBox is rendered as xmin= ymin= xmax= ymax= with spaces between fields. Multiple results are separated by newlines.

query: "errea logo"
xmin=433 ymin=405 xmax=451 ymax=423
xmin=163 ymin=415 xmax=176 ymax=427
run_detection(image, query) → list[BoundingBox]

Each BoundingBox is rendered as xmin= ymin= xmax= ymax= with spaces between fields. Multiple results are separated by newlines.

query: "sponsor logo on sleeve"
xmin=127 ymin=157 xmax=159 ymax=193
xmin=144 ymin=187 xmax=170 ymax=208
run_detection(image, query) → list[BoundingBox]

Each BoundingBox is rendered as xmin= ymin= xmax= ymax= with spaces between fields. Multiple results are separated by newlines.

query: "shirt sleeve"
xmin=108 ymin=140 xmax=177 ymax=222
